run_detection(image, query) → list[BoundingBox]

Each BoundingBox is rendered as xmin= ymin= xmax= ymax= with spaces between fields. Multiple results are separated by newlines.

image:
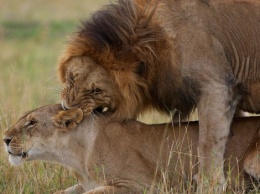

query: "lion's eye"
xmin=24 ymin=120 xmax=37 ymax=128
xmin=93 ymin=88 xmax=102 ymax=94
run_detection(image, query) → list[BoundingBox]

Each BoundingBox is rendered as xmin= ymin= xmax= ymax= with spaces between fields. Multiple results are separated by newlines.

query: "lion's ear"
xmin=52 ymin=109 xmax=83 ymax=132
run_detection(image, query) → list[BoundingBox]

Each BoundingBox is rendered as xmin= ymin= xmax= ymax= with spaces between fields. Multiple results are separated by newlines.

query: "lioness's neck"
xmin=39 ymin=121 xmax=97 ymax=177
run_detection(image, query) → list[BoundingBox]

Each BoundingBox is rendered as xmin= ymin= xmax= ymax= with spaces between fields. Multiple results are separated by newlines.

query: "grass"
xmin=0 ymin=0 xmax=257 ymax=193
xmin=0 ymin=1 xmax=109 ymax=193
xmin=0 ymin=1 xmax=173 ymax=192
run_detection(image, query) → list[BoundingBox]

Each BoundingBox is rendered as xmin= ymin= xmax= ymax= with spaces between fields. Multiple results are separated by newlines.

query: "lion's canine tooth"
xmin=61 ymin=101 xmax=67 ymax=110
xmin=102 ymin=107 xmax=108 ymax=112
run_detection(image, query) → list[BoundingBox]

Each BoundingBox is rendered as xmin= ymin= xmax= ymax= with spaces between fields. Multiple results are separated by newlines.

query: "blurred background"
xmin=0 ymin=0 xmax=256 ymax=193
xmin=0 ymin=0 xmax=173 ymax=193
xmin=0 ymin=0 xmax=111 ymax=193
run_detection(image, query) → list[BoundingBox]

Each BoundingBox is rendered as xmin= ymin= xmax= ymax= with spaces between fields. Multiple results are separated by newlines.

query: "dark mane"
xmin=72 ymin=0 xmax=162 ymax=60
xmin=80 ymin=0 xmax=137 ymax=51
xmin=58 ymin=0 xmax=175 ymax=120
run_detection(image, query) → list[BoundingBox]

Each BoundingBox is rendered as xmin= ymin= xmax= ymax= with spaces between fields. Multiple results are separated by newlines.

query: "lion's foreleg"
xmin=196 ymin=79 xmax=241 ymax=192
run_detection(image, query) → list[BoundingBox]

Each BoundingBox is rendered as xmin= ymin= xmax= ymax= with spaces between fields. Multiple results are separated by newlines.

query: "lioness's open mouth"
xmin=8 ymin=151 xmax=28 ymax=158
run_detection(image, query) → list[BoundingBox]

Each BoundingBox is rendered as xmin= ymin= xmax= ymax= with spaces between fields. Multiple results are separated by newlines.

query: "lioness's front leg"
xmin=83 ymin=186 xmax=136 ymax=194
xmin=196 ymin=79 xmax=241 ymax=192
xmin=243 ymin=137 xmax=260 ymax=180
xmin=54 ymin=184 xmax=85 ymax=194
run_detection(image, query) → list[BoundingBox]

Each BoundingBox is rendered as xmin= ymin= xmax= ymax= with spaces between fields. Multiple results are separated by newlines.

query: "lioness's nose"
xmin=3 ymin=137 xmax=12 ymax=146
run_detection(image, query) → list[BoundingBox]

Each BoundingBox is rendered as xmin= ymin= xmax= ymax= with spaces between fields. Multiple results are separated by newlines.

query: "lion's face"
xmin=3 ymin=104 xmax=83 ymax=166
xmin=60 ymin=57 xmax=123 ymax=115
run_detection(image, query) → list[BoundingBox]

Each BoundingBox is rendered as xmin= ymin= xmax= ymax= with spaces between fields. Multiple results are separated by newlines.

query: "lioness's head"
xmin=3 ymin=104 xmax=83 ymax=166
xmin=58 ymin=0 xmax=170 ymax=120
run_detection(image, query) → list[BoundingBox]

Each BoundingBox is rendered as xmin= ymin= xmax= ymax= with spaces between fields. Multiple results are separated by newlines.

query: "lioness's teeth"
xmin=102 ymin=107 xmax=108 ymax=112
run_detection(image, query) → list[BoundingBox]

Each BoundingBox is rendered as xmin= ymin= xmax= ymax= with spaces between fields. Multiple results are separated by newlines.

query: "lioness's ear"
xmin=52 ymin=109 xmax=83 ymax=132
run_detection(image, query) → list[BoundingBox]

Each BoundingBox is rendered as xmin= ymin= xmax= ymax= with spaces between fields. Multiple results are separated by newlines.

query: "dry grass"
xmin=0 ymin=1 xmax=109 ymax=193
xmin=0 ymin=0 xmax=257 ymax=194
xmin=0 ymin=3 xmax=173 ymax=193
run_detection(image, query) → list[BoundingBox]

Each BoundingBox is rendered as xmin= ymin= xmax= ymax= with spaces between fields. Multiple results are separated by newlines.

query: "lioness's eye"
xmin=25 ymin=120 xmax=37 ymax=128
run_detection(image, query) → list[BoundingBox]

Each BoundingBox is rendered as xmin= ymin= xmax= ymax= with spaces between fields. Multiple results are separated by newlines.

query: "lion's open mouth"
xmin=93 ymin=106 xmax=109 ymax=114
xmin=61 ymin=100 xmax=110 ymax=114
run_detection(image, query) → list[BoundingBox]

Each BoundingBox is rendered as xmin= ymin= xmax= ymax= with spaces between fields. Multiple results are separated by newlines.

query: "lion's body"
xmin=57 ymin=0 xmax=260 ymax=186
xmin=58 ymin=0 xmax=260 ymax=117
xmin=159 ymin=0 xmax=260 ymax=113
xmin=3 ymin=104 xmax=260 ymax=193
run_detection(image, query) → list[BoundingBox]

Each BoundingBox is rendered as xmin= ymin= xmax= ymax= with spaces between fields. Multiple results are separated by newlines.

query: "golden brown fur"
xmin=243 ymin=137 xmax=260 ymax=180
xmin=3 ymin=104 xmax=260 ymax=193
xmin=57 ymin=0 xmax=260 ymax=188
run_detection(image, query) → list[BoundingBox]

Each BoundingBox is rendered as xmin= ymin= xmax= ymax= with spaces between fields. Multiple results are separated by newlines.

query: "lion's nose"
xmin=3 ymin=137 xmax=12 ymax=146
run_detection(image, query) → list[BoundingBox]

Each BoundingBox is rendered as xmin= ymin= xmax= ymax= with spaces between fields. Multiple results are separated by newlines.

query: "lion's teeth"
xmin=102 ymin=107 xmax=108 ymax=112
xmin=61 ymin=101 xmax=67 ymax=110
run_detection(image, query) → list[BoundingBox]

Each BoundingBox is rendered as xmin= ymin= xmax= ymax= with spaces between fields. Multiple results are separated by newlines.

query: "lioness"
xmin=3 ymin=104 xmax=260 ymax=193
xmin=57 ymin=0 xmax=260 ymax=188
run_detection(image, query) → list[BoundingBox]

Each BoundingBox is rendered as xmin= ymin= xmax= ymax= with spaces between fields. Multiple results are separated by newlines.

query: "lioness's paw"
xmin=53 ymin=184 xmax=85 ymax=194
xmin=53 ymin=190 xmax=65 ymax=194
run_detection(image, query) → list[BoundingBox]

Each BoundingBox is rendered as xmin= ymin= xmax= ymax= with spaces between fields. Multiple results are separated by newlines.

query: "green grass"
xmin=0 ymin=1 xmax=109 ymax=193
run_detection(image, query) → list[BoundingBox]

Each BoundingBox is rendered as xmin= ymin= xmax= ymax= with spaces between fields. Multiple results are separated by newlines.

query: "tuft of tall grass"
xmin=1 ymin=0 xmax=256 ymax=193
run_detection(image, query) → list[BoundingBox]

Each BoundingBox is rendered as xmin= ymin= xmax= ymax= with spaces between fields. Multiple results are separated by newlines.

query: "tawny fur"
xmin=57 ymin=0 xmax=260 ymax=186
xmin=3 ymin=104 xmax=260 ymax=193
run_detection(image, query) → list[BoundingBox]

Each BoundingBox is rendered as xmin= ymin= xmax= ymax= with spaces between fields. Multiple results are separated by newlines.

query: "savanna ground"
xmin=0 ymin=1 xmax=111 ymax=193
xmin=0 ymin=0 xmax=171 ymax=193
xmin=0 ymin=1 xmax=258 ymax=194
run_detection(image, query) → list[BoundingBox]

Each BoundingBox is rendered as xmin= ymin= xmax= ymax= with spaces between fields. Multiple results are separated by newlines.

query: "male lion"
xmin=3 ymin=104 xmax=260 ymax=193
xmin=57 ymin=0 xmax=260 ymax=188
